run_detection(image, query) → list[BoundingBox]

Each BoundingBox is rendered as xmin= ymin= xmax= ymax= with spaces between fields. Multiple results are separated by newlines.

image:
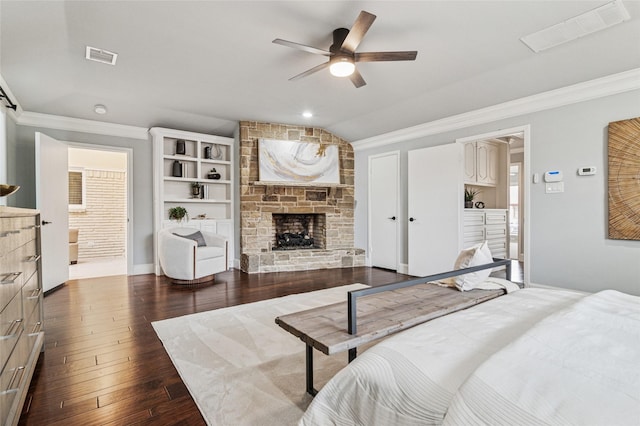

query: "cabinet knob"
xmin=388 ymin=216 xmax=396 ymax=221
xmin=42 ymin=220 xmax=52 ymax=225
xmin=409 ymin=217 xmax=416 ymax=222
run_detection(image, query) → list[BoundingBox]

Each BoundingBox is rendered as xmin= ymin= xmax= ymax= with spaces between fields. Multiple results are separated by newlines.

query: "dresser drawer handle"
xmin=30 ymin=321 xmax=43 ymax=335
xmin=26 ymin=255 xmax=41 ymax=263
xmin=27 ymin=289 xmax=42 ymax=300
xmin=1 ymin=272 xmax=22 ymax=284
xmin=0 ymin=318 xmax=23 ymax=340
xmin=7 ymin=366 xmax=25 ymax=391
xmin=0 ymin=230 xmax=20 ymax=237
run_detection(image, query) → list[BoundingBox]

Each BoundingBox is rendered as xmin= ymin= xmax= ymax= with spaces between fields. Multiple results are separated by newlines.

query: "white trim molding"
xmin=16 ymin=111 xmax=149 ymax=140
xmin=351 ymin=68 xmax=640 ymax=151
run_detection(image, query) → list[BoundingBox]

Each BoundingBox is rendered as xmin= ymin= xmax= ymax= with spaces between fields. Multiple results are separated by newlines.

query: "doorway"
xmin=457 ymin=126 xmax=529 ymax=284
xmin=67 ymin=146 xmax=129 ymax=280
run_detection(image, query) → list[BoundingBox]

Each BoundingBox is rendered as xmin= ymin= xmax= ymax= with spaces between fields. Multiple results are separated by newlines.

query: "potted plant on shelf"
xmin=464 ymin=188 xmax=480 ymax=208
xmin=168 ymin=206 xmax=188 ymax=223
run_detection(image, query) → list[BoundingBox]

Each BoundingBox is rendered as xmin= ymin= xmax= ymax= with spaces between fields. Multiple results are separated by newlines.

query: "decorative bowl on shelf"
xmin=0 ymin=184 xmax=20 ymax=197
xmin=207 ymin=168 xmax=221 ymax=180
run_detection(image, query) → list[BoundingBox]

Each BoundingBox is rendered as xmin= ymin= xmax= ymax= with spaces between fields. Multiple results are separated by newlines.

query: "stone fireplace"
xmin=239 ymin=121 xmax=365 ymax=273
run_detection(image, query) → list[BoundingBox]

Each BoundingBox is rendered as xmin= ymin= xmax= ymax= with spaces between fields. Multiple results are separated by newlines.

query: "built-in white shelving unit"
xmin=151 ymin=127 xmax=235 ymax=273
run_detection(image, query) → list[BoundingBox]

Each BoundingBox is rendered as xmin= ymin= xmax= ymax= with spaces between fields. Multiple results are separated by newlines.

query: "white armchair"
xmin=158 ymin=227 xmax=228 ymax=284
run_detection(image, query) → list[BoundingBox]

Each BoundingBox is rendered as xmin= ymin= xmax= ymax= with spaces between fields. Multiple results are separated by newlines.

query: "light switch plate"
xmin=545 ymin=182 xmax=564 ymax=193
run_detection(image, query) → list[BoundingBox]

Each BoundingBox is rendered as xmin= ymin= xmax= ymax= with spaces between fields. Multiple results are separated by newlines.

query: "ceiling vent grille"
xmin=521 ymin=0 xmax=631 ymax=53
xmin=85 ymin=46 xmax=118 ymax=65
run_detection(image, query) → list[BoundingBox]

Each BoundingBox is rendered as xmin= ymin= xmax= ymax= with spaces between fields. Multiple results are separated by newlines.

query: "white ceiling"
xmin=1 ymin=1 xmax=639 ymax=142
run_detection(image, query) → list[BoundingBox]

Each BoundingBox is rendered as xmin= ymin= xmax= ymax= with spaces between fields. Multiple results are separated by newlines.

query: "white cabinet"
xmin=0 ymin=207 xmax=44 ymax=426
xmin=463 ymin=209 xmax=508 ymax=259
xmin=464 ymin=141 xmax=500 ymax=186
xmin=152 ymin=128 xmax=235 ymax=273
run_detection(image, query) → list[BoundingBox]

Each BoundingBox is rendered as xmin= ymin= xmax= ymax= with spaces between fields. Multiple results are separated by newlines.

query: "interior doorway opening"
xmin=68 ymin=147 xmax=128 ymax=280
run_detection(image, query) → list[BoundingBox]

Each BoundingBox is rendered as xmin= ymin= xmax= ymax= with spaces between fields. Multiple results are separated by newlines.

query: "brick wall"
xmin=239 ymin=121 xmax=364 ymax=273
xmin=69 ymin=169 xmax=126 ymax=260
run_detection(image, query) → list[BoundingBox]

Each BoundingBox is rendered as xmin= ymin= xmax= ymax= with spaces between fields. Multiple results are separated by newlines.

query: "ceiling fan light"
xmin=329 ymin=57 xmax=355 ymax=77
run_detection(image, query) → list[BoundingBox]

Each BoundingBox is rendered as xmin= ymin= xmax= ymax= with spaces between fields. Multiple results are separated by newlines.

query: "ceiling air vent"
xmin=520 ymin=0 xmax=631 ymax=53
xmin=85 ymin=46 xmax=118 ymax=65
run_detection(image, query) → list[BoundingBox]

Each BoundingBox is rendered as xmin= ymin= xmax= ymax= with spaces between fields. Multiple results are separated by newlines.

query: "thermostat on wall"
xmin=544 ymin=170 xmax=563 ymax=182
xmin=578 ymin=166 xmax=597 ymax=176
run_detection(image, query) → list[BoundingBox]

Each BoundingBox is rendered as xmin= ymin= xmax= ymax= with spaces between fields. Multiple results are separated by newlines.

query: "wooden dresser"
xmin=0 ymin=207 xmax=44 ymax=426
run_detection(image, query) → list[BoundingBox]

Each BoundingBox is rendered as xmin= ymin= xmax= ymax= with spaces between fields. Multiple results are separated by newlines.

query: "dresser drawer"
xmin=22 ymin=272 xmax=42 ymax=323
xmin=463 ymin=211 xmax=485 ymax=226
xmin=19 ymin=239 xmax=39 ymax=285
xmin=0 ymin=334 xmax=28 ymax=426
xmin=485 ymin=210 xmax=507 ymax=225
xmin=23 ymin=302 xmax=42 ymax=357
xmin=463 ymin=226 xmax=485 ymax=246
xmin=485 ymin=224 xmax=507 ymax=241
xmin=487 ymin=238 xmax=507 ymax=253
xmin=0 ymin=250 xmax=24 ymax=309
xmin=0 ymin=293 xmax=24 ymax=371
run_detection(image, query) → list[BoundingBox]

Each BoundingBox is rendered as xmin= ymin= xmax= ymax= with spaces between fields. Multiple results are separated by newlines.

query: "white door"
xmin=408 ymin=143 xmax=463 ymax=277
xmin=369 ymin=152 xmax=399 ymax=270
xmin=35 ymin=133 xmax=69 ymax=292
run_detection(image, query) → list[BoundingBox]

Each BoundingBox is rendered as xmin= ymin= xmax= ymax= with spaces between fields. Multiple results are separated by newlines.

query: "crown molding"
xmin=351 ymin=68 xmax=640 ymax=151
xmin=15 ymin=111 xmax=149 ymax=140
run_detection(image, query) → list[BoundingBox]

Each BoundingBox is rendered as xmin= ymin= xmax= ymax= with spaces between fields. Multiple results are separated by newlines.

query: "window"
xmin=68 ymin=168 xmax=86 ymax=211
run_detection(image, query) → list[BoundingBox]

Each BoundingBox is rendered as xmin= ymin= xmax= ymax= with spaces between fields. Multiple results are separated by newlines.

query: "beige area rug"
xmin=152 ymin=284 xmax=367 ymax=426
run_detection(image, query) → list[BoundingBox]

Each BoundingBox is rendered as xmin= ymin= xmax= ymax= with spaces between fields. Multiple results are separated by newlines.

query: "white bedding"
xmin=443 ymin=289 xmax=640 ymax=426
xmin=299 ymin=288 xmax=585 ymax=426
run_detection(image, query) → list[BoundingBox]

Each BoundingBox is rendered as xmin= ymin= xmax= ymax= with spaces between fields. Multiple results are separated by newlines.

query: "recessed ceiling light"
xmin=302 ymin=111 xmax=313 ymax=118
xmin=94 ymin=104 xmax=107 ymax=114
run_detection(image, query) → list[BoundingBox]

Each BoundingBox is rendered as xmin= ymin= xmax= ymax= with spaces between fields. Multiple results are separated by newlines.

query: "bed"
xmin=299 ymin=287 xmax=640 ymax=426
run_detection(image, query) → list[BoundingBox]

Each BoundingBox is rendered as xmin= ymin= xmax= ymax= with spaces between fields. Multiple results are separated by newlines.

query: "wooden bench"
xmin=275 ymin=259 xmax=512 ymax=395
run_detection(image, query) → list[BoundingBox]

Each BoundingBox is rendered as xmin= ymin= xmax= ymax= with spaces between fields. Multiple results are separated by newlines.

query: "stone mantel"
xmin=239 ymin=121 xmax=364 ymax=273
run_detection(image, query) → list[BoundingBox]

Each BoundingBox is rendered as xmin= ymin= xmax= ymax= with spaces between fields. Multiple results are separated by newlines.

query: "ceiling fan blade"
xmin=355 ymin=51 xmax=418 ymax=62
xmin=341 ymin=11 xmax=376 ymax=53
xmin=289 ymin=62 xmax=330 ymax=81
xmin=273 ymin=39 xmax=331 ymax=56
xmin=349 ymin=69 xmax=367 ymax=88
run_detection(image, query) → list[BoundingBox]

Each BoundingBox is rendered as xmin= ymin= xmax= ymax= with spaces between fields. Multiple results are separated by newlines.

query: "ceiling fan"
xmin=273 ymin=10 xmax=418 ymax=88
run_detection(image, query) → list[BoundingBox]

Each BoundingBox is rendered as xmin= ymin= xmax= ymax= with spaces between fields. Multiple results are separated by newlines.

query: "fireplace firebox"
xmin=272 ymin=213 xmax=325 ymax=250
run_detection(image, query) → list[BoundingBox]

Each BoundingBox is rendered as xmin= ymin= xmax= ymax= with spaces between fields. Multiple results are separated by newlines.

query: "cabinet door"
xmin=476 ymin=142 xmax=499 ymax=185
xmin=463 ymin=142 xmax=477 ymax=183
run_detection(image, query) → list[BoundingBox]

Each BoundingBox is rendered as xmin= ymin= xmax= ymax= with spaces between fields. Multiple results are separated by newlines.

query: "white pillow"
xmin=453 ymin=241 xmax=493 ymax=291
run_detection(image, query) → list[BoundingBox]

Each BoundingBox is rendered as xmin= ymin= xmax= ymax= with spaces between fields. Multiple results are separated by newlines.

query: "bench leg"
xmin=348 ymin=347 xmax=357 ymax=363
xmin=306 ymin=344 xmax=318 ymax=396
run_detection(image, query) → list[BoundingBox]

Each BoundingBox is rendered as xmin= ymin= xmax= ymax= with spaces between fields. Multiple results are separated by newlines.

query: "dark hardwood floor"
xmin=19 ymin=267 xmax=410 ymax=425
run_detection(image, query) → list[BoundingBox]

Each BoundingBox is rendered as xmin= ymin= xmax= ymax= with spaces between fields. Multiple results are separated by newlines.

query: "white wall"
xmin=355 ymin=90 xmax=640 ymax=296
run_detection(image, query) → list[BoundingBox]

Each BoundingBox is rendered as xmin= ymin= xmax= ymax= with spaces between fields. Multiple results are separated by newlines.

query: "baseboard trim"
xmin=398 ymin=263 xmax=409 ymax=275
xmin=132 ymin=263 xmax=155 ymax=275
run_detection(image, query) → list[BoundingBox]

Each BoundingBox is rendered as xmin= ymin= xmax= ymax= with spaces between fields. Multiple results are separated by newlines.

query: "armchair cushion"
xmin=174 ymin=230 xmax=207 ymax=247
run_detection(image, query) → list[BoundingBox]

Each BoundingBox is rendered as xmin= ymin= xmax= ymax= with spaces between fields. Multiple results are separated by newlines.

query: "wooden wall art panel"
xmin=608 ymin=117 xmax=640 ymax=240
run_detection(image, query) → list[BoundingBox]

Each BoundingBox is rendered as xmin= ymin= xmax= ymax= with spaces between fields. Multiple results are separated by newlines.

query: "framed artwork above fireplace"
xmin=258 ymin=138 xmax=340 ymax=184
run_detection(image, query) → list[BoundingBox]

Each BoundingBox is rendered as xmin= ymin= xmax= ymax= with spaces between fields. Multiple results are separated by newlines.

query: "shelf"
xmin=201 ymin=159 xmax=231 ymax=165
xmin=164 ymin=154 xmax=198 ymax=162
xmin=164 ymin=177 xmax=231 ymax=184
xmin=253 ymin=181 xmax=348 ymax=188
xmin=165 ymin=198 xmax=232 ymax=204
